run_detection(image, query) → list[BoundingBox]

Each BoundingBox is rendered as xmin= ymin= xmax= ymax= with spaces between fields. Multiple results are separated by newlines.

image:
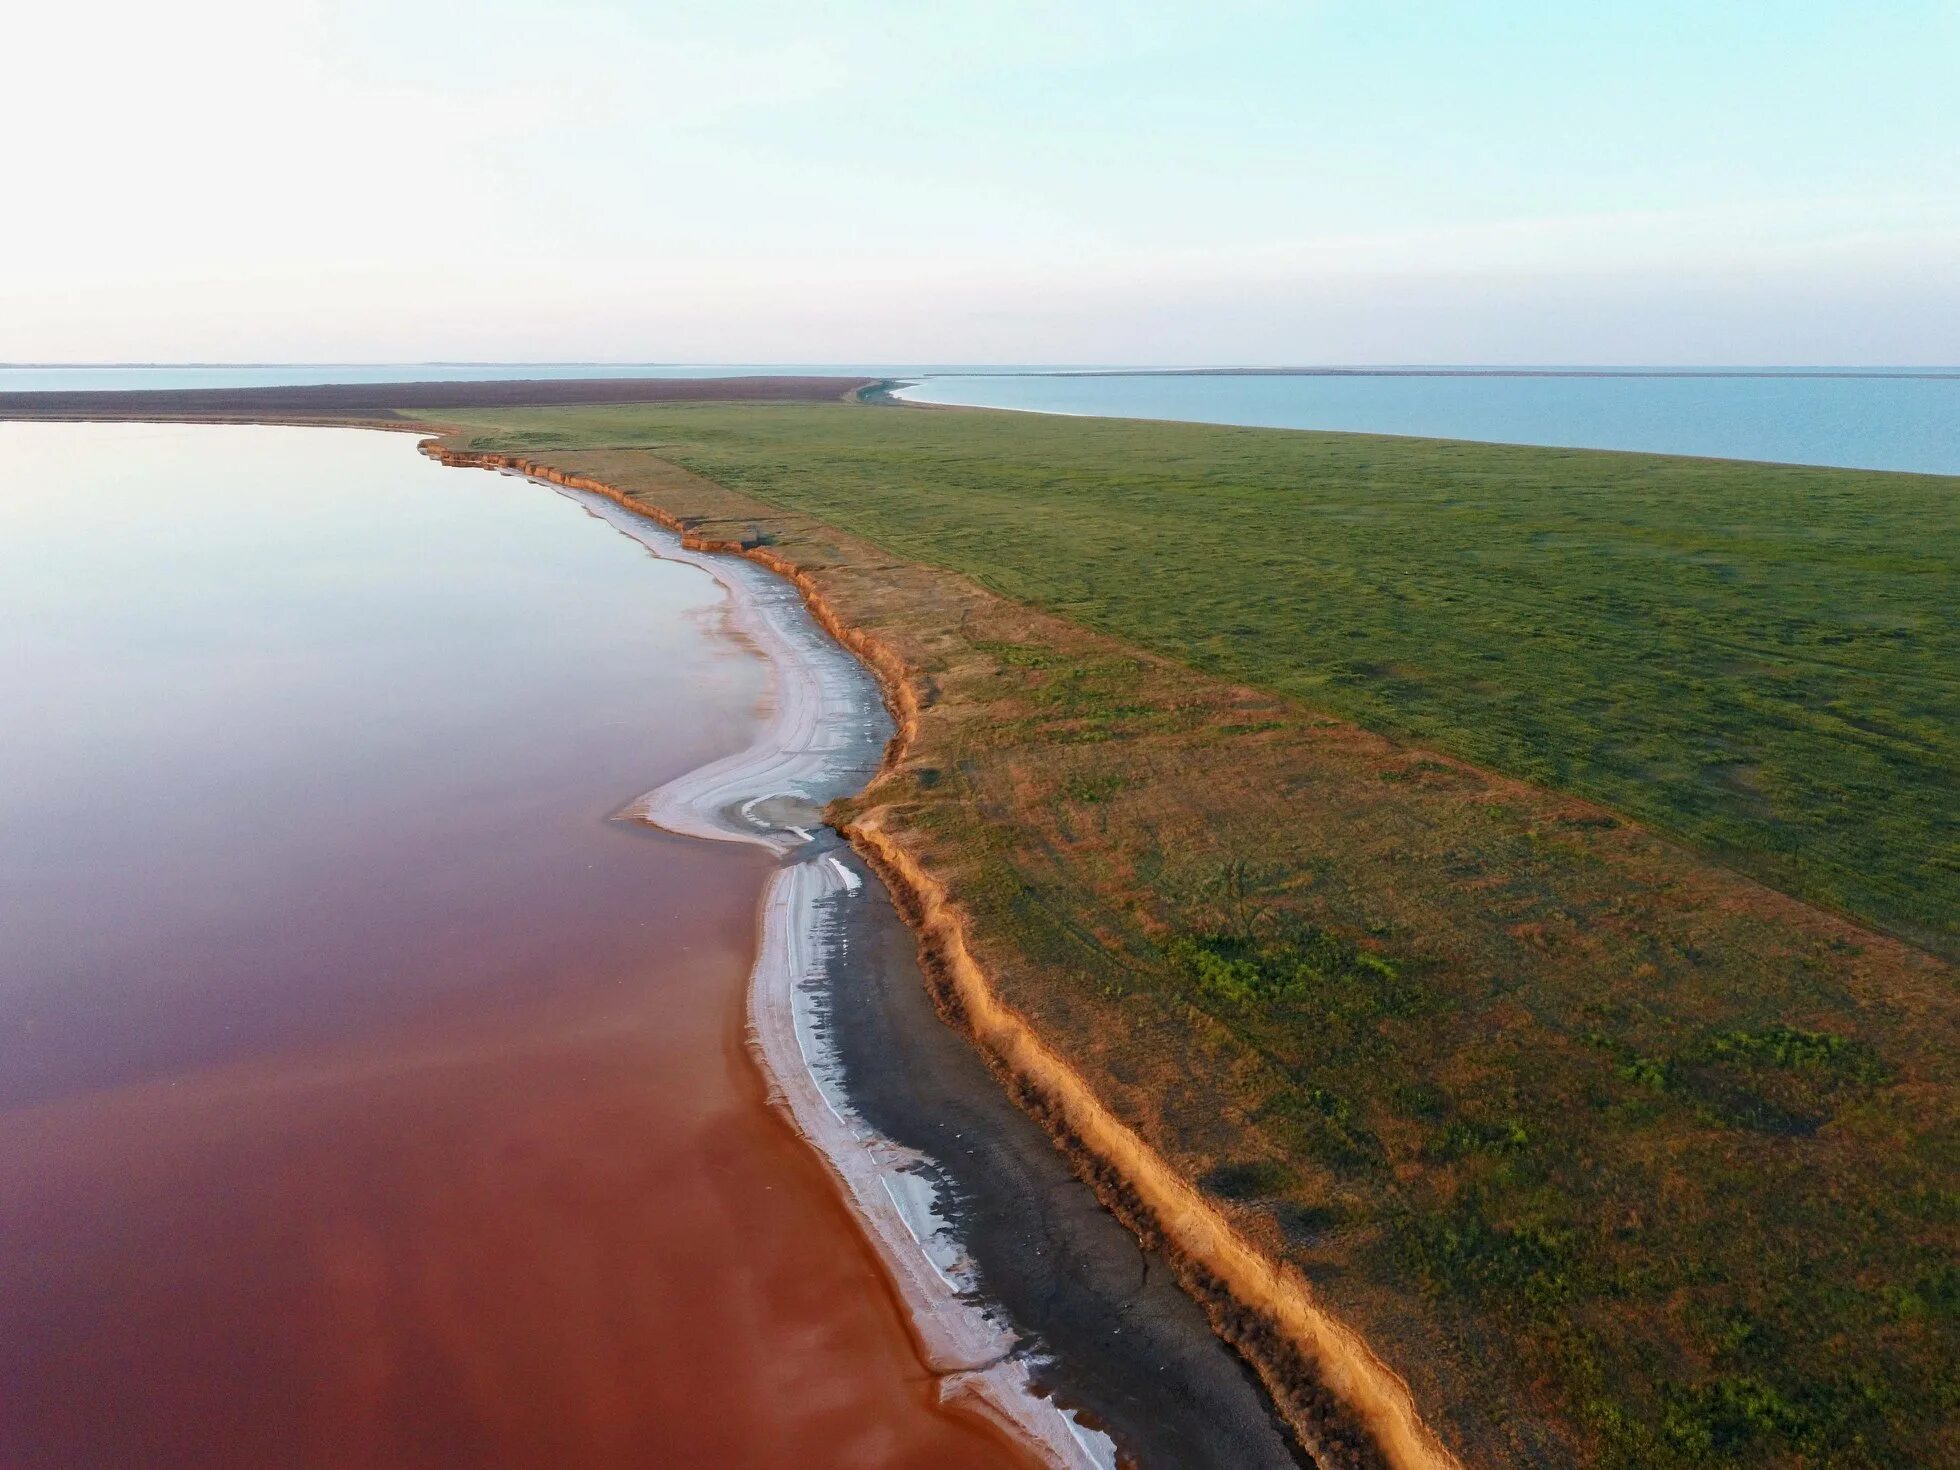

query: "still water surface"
xmin=0 ymin=423 xmax=1020 ymax=1468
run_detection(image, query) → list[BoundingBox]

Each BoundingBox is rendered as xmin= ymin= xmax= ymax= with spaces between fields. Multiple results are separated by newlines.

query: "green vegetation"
xmin=1164 ymin=924 xmax=1417 ymax=1018
xmin=430 ymin=400 xmax=1958 ymax=953
xmin=423 ymin=400 xmax=1958 ymax=1467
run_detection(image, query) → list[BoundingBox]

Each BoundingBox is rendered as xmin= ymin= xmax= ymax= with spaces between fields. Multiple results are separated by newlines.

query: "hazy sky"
xmin=7 ymin=0 xmax=1956 ymax=363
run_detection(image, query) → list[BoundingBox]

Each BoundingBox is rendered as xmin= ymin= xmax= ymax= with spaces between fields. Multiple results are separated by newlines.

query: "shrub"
xmin=1203 ymin=1158 xmax=1298 ymax=1199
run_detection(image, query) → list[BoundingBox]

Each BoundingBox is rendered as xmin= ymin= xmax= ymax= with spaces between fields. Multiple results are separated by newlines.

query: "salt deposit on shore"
xmin=544 ymin=480 xmax=1117 ymax=1470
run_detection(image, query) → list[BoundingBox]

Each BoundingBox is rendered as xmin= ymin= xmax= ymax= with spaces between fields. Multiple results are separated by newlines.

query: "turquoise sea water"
xmin=4 ymin=363 xmax=1954 ymax=473
xmin=896 ymin=369 xmax=1960 ymax=476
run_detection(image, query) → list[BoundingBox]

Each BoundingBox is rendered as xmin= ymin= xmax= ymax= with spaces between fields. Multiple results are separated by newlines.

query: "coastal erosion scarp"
xmin=484 ymin=473 xmax=1117 ymax=1470
xmin=424 ymin=442 xmax=1463 ymax=1470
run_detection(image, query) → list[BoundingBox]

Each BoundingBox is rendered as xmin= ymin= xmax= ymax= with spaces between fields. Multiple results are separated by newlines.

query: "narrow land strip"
xmin=433 ymin=448 xmax=1434 ymax=1470
xmin=0 ymin=375 xmax=871 ymax=420
xmin=415 ymin=408 xmax=1956 ymax=1470
xmin=415 ymin=462 xmax=1316 ymax=1468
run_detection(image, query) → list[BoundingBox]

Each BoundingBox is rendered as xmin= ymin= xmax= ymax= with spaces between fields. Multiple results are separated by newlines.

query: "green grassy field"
xmin=419 ymin=401 xmax=1958 ymax=1466
xmin=434 ymin=400 xmax=1957 ymax=954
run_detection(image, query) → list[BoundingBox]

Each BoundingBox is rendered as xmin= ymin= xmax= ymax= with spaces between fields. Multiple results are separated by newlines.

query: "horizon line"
xmin=5 ymin=361 xmax=1958 ymax=380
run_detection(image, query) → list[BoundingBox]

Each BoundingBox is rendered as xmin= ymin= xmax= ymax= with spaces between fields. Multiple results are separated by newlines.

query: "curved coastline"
xmin=423 ymin=442 xmax=1461 ymax=1470
xmin=491 ymin=472 xmax=1118 ymax=1470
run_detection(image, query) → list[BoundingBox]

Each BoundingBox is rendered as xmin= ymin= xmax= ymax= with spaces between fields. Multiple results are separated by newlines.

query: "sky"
xmin=5 ymin=0 xmax=1956 ymax=364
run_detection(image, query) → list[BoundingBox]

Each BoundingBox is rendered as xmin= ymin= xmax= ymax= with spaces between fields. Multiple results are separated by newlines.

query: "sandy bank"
xmin=478 ymin=471 xmax=1117 ymax=1469
xmin=424 ymin=443 xmax=1461 ymax=1470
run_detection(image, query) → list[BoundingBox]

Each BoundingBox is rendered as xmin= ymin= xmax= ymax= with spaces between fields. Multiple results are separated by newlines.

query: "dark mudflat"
xmin=818 ymin=840 xmax=1308 ymax=1470
xmin=0 ymin=375 xmax=874 ymax=419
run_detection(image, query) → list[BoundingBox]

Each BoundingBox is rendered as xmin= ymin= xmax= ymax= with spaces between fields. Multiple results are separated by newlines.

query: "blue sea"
xmin=4 ymin=363 xmax=1955 ymax=474
xmin=896 ymin=369 xmax=1960 ymax=476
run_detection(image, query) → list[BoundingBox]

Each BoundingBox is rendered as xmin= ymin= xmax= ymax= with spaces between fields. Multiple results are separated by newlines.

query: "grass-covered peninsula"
xmin=414 ymin=398 xmax=1958 ymax=1469
xmin=282 ymin=392 xmax=1949 ymax=1468
xmin=447 ymin=401 xmax=1956 ymax=955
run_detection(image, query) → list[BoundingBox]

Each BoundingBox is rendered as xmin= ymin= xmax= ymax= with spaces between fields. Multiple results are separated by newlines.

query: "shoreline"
xmin=481 ymin=467 xmax=1318 ymax=1469
xmin=0 ymin=375 xmax=874 ymax=421
xmin=879 ymin=380 xmax=1958 ymax=477
xmin=6 ymin=413 xmax=1313 ymax=1465
xmin=0 ymin=421 xmax=1044 ymax=1468
xmin=481 ymin=473 xmax=1118 ymax=1468
xmin=425 ymin=442 xmax=1461 ymax=1470
xmin=878 ymin=380 xmax=1960 ymax=478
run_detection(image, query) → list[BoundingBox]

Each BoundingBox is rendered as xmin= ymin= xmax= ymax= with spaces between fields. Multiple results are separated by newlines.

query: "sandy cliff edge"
xmin=420 ymin=439 xmax=1467 ymax=1470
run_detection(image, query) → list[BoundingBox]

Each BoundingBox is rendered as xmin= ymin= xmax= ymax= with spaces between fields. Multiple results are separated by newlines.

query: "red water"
xmin=0 ymin=424 xmax=1023 ymax=1468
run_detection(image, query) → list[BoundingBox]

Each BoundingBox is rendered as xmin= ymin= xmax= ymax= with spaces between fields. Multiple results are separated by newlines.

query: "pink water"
xmin=0 ymin=423 xmax=1023 ymax=1468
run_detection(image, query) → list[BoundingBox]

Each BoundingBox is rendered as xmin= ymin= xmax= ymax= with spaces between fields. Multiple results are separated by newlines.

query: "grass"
xmin=424 ymin=400 xmax=1956 ymax=953
xmin=420 ymin=401 xmax=1958 ymax=1468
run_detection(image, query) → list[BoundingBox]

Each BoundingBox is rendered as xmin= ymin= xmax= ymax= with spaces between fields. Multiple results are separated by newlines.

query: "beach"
xmin=427 ymin=445 xmax=1431 ymax=1470
xmin=506 ymin=473 xmax=1310 ymax=1469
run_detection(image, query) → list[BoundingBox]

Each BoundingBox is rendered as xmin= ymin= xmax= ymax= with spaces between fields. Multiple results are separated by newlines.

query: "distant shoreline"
xmin=0 ymin=375 xmax=874 ymax=420
xmin=6 ymin=369 xmax=1955 ymax=476
xmin=1011 ymin=365 xmax=1960 ymax=380
xmin=4 ymin=362 xmax=1955 ymax=380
